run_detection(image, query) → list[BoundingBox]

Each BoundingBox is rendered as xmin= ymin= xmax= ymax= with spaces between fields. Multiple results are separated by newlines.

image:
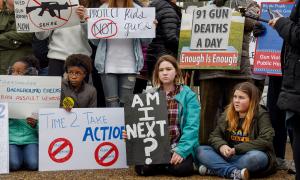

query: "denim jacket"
xmin=146 ymin=85 xmax=200 ymax=159
xmin=86 ymin=3 xmax=152 ymax=74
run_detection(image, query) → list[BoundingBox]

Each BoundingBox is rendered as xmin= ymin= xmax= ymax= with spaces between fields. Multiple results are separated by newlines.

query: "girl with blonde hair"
xmin=197 ymin=82 xmax=277 ymax=179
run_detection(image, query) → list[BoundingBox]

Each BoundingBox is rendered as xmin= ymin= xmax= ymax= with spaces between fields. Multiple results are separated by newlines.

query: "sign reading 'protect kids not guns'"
xmin=87 ymin=8 xmax=155 ymax=39
xmin=14 ymin=0 xmax=80 ymax=32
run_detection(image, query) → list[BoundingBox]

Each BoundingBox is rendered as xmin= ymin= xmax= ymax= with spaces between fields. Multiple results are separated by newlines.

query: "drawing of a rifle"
xmin=26 ymin=2 xmax=77 ymax=18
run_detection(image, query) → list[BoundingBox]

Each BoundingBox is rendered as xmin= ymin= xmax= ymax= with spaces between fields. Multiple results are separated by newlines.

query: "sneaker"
xmin=230 ymin=168 xmax=249 ymax=180
xmin=198 ymin=165 xmax=216 ymax=176
xmin=288 ymin=160 xmax=296 ymax=174
xmin=276 ymin=158 xmax=290 ymax=170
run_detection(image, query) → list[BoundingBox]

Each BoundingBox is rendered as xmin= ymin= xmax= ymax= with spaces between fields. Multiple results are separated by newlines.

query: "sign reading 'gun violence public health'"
xmin=14 ymin=0 xmax=80 ymax=32
xmin=87 ymin=8 xmax=155 ymax=39
xmin=39 ymin=108 xmax=127 ymax=171
xmin=124 ymin=92 xmax=170 ymax=165
xmin=0 ymin=103 xmax=9 ymax=174
xmin=253 ymin=2 xmax=294 ymax=76
xmin=0 ymin=76 xmax=61 ymax=119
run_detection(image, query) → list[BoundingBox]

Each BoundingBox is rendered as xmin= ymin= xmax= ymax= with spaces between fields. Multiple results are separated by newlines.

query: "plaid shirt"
xmin=165 ymin=85 xmax=181 ymax=149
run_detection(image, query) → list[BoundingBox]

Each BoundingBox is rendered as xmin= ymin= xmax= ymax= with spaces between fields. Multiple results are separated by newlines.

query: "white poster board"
xmin=87 ymin=8 xmax=155 ymax=39
xmin=0 ymin=103 xmax=9 ymax=174
xmin=39 ymin=108 xmax=127 ymax=171
xmin=0 ymin=76 xmax=61 ymax=119
xmin=190 ymin=5 xmax=232 ymax=50
xmin=14 ymin=0 xmax=80 ymax=32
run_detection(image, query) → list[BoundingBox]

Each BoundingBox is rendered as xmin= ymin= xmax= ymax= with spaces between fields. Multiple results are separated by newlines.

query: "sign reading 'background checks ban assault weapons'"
xmin=14 ymin=0 xmax=80 ymax=32
xmin=87 ymin=8 xmax=155 ymax=39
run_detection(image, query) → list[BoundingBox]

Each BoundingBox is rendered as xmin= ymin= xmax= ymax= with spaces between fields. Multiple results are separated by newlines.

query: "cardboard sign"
xmin=0 ymin=76 xmax=61 ymax=119
xmin=253 ymin=2 xmax=294 ymax=76
xmin=87 ymin=8 xmax=155 ymax=39
xmin=190 ymin=6 xmax=232 ymax=50
xmin=39 ymin=108 xmax=127 ymax=171
xmin=178 ymin=4 xmax=244 ymax=70
xmin=124 ymin=92 xmax=170 ymax=165
xmin=0 ymin=103 xmax=9 ymax=174
xmin=14 ymin=0 xmax=80 ymax=32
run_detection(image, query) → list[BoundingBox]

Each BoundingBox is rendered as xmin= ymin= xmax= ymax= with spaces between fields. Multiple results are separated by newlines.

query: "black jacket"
xmin=274 ymin=1 xmax=300 ymax=114
xmin=147 ymin=0 xmax=181 ymax=76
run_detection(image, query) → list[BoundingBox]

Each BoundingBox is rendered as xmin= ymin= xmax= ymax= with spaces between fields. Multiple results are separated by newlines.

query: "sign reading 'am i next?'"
xmin=124 ymin=92 xmax=170 ymax=165
xmin=190 ymin=6 xmax=232 ymax=50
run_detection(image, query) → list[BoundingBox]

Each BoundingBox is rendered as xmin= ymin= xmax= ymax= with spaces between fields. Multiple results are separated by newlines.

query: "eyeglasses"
xmin=7 ymin=67 xmax=26 ymax=75
xmin=67 ymin=71 xmax=84 ymax=78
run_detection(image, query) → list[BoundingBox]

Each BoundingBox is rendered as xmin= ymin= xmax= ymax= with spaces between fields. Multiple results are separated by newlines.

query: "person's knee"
xmin=24 ymin=158 xmax=38 ymax=171
xmin=244 ymin=151 xmax=269 ymax=171
xmin=10 ymin=159 xmax=22 ymax=171
xmin=196 ymin=145 xmax=214 ymax=161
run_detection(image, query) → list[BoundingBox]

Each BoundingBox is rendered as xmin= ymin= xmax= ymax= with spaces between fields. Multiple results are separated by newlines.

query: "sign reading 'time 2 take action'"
xmin=39 ymin=108 xmax=127 ymax=171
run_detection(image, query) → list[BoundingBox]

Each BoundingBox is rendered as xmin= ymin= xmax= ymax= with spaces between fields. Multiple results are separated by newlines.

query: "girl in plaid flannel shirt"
xmin=132 ymin=55 xmax=200 ymax=176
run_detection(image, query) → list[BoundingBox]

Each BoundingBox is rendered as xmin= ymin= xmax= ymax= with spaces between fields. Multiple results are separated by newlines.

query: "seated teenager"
xmin=125 ymin=55 xmax=200 ymax=177
xmin=61 ymin=54 xmax=97 ymax=110
xmin=7 ymin=56 xmax=39 ymax=171
xmin=196 ymin=82 xmax=277 ymax=180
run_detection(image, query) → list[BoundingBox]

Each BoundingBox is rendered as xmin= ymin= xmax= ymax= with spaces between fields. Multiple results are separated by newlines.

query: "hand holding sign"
xmin=26 ymin=117 xmax=38 ymax=128
xmin=76 ymin=5 xmax=88 ymax=22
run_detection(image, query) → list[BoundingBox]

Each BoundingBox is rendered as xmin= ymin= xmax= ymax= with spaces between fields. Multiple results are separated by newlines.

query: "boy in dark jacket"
xmin=61 ymin=54 xmax=97 ymax=110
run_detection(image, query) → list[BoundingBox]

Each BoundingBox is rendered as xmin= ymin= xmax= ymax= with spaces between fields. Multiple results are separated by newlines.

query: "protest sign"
xmin=87 ymin=8 xmax=155 ymax=39
xmin=0 ymin=103 xmax=9 ymax=174
xmin=39 ymin=108 xmax=127 ymax=171
xmin=124 ymin=92 xmax=170 ymax=165
xmin=178 ymin=4 xmax=244 ymax=69
xmin=0 ymin=76 xmax=61 ymax=119
xmin=14 ymin=0 xmax=80 ymax=32
xmin=253 ymin=2 xmax=294 ymax=76
xmin=190 ymin=6 xmax=232 ymax=50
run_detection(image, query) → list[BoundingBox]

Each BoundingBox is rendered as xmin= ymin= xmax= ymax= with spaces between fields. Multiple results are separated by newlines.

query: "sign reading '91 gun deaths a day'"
xmin=0 ymin=75 xmax=61 ymax=119
xmin=179 ymin=4 xmax=245 ymax=70
xmin=124 ymin=92 xmax=170 ymax=165
xmin=87 ymin=8 xmax=155 ymax=39
xmin=14 ymin=0 xmax=80 ymax=32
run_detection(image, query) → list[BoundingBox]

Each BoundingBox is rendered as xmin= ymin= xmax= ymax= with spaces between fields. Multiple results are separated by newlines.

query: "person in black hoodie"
xmin=147 ymin=0 xmax=181 ymax=78
xmin=269 ymin=0 xmax=300 ymax=179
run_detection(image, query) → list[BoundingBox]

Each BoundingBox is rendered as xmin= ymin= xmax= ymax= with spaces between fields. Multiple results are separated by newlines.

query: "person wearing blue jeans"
xmin=197 ymin=146 xmax=268 ymax=178
xmin=9 ymin=144 xmax=38 ymax=170
xmin=7 ymin=56 xmax=39 ymax=171
xmin=100 ymin=74 xmax=136 ymax=107
xmin=196 ymin=82 xmax=277 ymax=179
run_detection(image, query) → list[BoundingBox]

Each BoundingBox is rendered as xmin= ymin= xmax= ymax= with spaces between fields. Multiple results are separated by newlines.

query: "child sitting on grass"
xmin=8 ymin=55 xmax=39 ymax=171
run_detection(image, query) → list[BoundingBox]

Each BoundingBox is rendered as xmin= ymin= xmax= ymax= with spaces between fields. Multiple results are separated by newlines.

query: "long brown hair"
xmin=226 ymin=82 xmax=260 ymax=135
xmin=152 ymin=55 xmax=183 ymax=88
xmin=108 ymin=0 xmax=133 ymax=7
